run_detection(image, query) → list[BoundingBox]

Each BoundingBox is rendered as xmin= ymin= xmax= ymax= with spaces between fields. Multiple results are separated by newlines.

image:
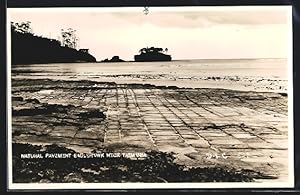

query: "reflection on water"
xmin=12 ymin=58 xmax=288 ymax=93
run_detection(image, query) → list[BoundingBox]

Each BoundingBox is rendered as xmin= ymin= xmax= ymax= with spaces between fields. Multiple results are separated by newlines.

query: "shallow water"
xmin=12 ymin=58 xmax=289 ymax=93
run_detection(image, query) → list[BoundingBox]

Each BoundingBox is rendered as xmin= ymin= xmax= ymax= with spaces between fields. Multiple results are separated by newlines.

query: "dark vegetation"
xmin=11 ymin=22 xmax=96 ymax=65
xmin=12 ymin=143 xmax=276 ymax=183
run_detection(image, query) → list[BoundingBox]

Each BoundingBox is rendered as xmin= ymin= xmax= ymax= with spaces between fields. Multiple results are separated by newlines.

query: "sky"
xmin=8 ymin=6 xmax=291 ymax=61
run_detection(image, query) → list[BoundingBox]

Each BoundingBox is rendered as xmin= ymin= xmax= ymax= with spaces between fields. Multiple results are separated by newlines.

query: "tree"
xmin=155 ymin=47 xmax=163 ymax=53
xmin=148 ymin=47 xmax=163 ymax=53
xmin=61 ymin=28 xmax=78 ymax=49
xmin=139 ymin=48 xmax=146 ymax=54
xmin=139 ymin=47 xmax=165 ymax=54
xmin=11 ymin=21 xmax=33 ymax=34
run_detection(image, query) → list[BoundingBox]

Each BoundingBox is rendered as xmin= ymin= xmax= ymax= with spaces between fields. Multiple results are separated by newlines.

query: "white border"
xmin=7 ymin=5 xmax=290 ymax=13
xmin=287 ymin=4 xmax=295 ymax=188
xmin=7 ymin=6 xmax=294 ymax=190
xmin=7 ymin=10 xmax=13 ymax=191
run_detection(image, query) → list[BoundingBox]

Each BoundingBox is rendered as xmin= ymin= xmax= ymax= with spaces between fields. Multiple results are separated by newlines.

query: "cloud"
xmin=9 ymin=7 xmax=288 ymax=31
xmin=108 ymin=8 xmax=288 ymax=28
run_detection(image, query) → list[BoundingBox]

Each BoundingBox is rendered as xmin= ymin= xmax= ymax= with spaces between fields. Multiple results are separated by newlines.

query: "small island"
xmin=134 ymin=47 xmax=172 ymax=62
xmin=101 ymin=56 xmax=125 ymax=63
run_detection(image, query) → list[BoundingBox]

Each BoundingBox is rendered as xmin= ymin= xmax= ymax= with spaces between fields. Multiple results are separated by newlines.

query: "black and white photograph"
xmin=7 ymin=6 xmax=293 ymax=189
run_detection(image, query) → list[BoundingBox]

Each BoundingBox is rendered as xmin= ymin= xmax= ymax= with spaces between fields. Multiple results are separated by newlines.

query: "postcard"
xmin=7 ymin=6 xmax=294 ymax=189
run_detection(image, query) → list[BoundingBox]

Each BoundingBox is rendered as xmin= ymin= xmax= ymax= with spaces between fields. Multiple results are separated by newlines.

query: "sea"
xmin=11 ymin=58 xmax=289 ymax=93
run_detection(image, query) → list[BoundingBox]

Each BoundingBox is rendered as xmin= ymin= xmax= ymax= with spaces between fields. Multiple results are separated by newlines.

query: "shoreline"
xmin=11 ymin=77 xmax=288 ymax=95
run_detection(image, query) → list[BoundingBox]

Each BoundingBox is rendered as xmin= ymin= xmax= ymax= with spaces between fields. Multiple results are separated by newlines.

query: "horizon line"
xmin=96 ymin=57 xmax=287 ymax=62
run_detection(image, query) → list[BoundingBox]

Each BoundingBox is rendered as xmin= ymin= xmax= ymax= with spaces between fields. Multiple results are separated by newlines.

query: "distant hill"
xmin=11 ymin=30 xmax=96 ymax=65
